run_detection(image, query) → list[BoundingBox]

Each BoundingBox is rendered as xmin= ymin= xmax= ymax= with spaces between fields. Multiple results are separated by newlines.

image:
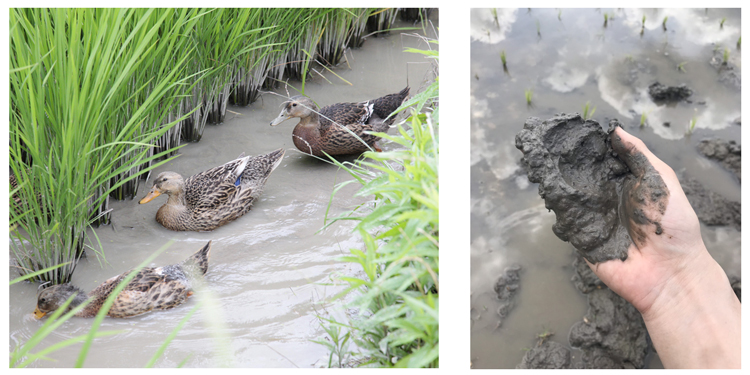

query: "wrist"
xmin=640 ymin=248 xmax=740 ymax=368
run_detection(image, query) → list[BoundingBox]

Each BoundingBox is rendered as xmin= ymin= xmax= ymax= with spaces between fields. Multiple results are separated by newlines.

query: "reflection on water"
xmin=8 ymin=14 xmax=438 ymax=368
xmin=471 ymin=8 xmax=739 ymax=368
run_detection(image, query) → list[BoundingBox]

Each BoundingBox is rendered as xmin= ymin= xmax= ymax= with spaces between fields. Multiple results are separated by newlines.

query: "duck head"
xmin=34 ymin=284 xmax=87 ymax=319
xmin=270 ymin=96 xmax=318 ymax=126
xmin=139 ymin=172 xmax=185 ymax=204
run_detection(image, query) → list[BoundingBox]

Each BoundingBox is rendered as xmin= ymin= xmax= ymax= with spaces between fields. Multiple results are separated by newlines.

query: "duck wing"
xmin=183 ymin=156 xmax=250 ymax=210
xmin=318 ymin=102 xmax=374 ymax=135
xmin=368 ymin=86 xmax=410 ymax=126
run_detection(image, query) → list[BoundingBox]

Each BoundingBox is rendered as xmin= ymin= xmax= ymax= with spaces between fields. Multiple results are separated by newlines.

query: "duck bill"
xmin=270 ymin=112 xmax=290 ymax=126
xmin=139 ymin=188 xmax=161 ymax=204
xmin=33 ymin=307 xmax=46 ymax=319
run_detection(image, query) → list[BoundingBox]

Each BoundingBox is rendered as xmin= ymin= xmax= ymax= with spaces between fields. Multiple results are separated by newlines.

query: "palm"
xmin=589 ymin=128 xmax=705 ymax=314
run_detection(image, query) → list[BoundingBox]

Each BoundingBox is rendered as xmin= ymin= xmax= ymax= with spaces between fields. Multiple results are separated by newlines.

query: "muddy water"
xmin=471 ymin=8 xmax=739 ymax=368
xmin=9 ymin=15 xmax=438 ymax=368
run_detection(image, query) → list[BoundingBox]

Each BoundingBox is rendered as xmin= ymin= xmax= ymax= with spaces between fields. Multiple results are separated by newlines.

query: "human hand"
xmin=587 ymin=127 xmax=740 ymax=368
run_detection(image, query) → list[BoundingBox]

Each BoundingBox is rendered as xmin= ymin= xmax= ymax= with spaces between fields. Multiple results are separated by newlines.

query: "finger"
xmin=611 ymin=126 xmax=670 ymax=177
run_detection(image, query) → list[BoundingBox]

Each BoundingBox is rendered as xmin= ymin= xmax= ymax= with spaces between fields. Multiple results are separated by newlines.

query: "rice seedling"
xmin=686 ymin=116 xmax=698 ymax=135
xmin=738 ymin=37 xmax=741 ymax=50
xmin=491 ymin=8 xmax=499 ymax=27
xmin=723 ymin=47 xmax=730 ymax=64
xmin=10 ymin=8 xmax=200 ymax=283
xmin=582 ymin=101 xmax=596 ymax=120
xmin=525 ymin=89 xmax=533 ymax=106
xmin=500 ymin=50 xmax=507 ymax=69
xmin=640 ymin=112 xmax=649 ymax=127
xmin=677 ymin=62 xmax=688 ymax=72
xmin=720 ymin=17 xmax=726 ymax=28
xmin=558 ymin=9 xmax=562 ymax=21
xmin=604 ymin=13 xmax=610 ymax=27
xmin=662 ymin=16 xmax=668 ymax=31
xmin=642 ymin=14 xmax=646 ymax=26
xmin=536 ymin=19 xmax=541 ymax=37
xmin=316 ymin=42 xmax=439 ymax=369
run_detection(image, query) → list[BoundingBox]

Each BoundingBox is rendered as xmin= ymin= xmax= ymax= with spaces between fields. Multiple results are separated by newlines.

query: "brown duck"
xmin=269 ymin=87 xmax=410 ymax=157
xmin=139 ymin=149 xmax=285 ymax=231
xmin=34 ymin=241 xmax=212 ymax=319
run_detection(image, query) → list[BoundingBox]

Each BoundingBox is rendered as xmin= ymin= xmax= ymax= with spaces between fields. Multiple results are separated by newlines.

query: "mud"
xmin=647 ymin=82 xmax=693 ymax=103
xmin=494 ymin=265 xmax=521 ymax=326
xmin=515 ymin=114 xmax=672 ymax=263
xmin=568 ymin=288 xmax=650 ymax=369
xmin=709 ymin=49 xmax=741 ymax=89
xmin=517 ymin=340 xmax=571 ymax=369
xmin=696 ymin=139 xmax=741 ymax=182
xmin=611 ymin=130 xmax=671 ymax=248
xmin=680 ymin=173 xmax=741 ymax=229
xmin=571 ymin=255 xmax=606 ymax=294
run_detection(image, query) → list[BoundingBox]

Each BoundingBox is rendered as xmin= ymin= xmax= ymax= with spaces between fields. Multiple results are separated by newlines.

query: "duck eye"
xmin=292 ymin=103 xmax=297 ymax=107
xmin=162 ymin=178 xmax=168 ymax=182
xmin=40 ymin=298 xmax=46 ymax=303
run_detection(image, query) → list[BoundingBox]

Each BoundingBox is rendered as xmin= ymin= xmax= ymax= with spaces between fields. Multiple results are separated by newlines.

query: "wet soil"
xmin=517 ymin=340 xmax=571 ymax=369
xmin=648 ymin=82 xmax=693 ymax=102
xmin=471 ymin=8 xmax=740 ymax=369
xmin=697 ymin=138 xmax=741 ymax=181
xmin=516 ymin=114 xmax=631 ymax=263
xmin=680 ymin=173 xmax=741 ymax=229
xmin=8 ymin=14 xmax=438 ymax=368
xmin=494 ymin=265 xmax=521 ymax=327
xmin=516 ymin=114 xmax=671 ymax=263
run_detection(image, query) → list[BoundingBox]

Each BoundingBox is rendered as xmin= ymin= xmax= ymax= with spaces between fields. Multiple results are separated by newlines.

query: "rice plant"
xmin=500 ymin=50 xmax=507 ymax=69
xmin=525 ymin=89 xmax=533 ymax=106
xmin=640 ymin=112 xmax=648 ymax=127
xmin=10 ymin=8 xmax=199 ymax=283
xmin=723 ymin=47 xmax=730 ymax=64
xmin=662 ymin=16 xmax=668 ymax=31
xmin=491 ymin=8 xmax=499 ymax=27
xmin=536 ymin=19 xmax=541 ymax=37
xmin=604 ymin=13 xmax=610 ymax=27
xmin=366 ymin=8 xmax=399 ymax=36
xmin=348 ymin=8 xmax=372 ymax=48
xmin=677 ymin=62 xmax=688 ymax=72
xmin=737 ymin=37 xmax=741 ymax=50
xmin=558 ymin=9 xmax=562 ymax=21
xmin=642 ymin=14 xmax=646 ymax=26
xmin=720 ymin=17 xmax=726 ymax=28
xmin=582 ymin=101 xmax=596 ymax=120
xmin=316 ymin=42 xmax=439 ymax=369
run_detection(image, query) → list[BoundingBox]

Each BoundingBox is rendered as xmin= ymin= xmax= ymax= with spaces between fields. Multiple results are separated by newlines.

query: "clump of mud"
xmin=494 ymin=265 xmax=521 ymax=327
xmin=679 ymin=174 xmax=741 ymax=229
xmin=568 ymin=288 xmax=650 ymax=369
xmin=647 ymin=82 xmax=693 ymax=102
xmin=571 ymin=254 xmax=606 ymax=293
xmin=709 ymin=49 xmax=741 ymax=89
xmin=515 ymin=114 xmax=631 ymax=263
xmin=516 ymin=114 xmax=672 ymax=263
xmin=697 ymin=139 xmax=741 ymax=182
xmin=517 ymin=340 xmax=571 ymax=369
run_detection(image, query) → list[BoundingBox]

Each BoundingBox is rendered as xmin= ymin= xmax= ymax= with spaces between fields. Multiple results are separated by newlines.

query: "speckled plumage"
xmin=33 ymin=241 xmax=212 ymax=319
xmin=270 ymin=87 xmax=410 ymax=157
xmin=139 ymin=149 xmax=285 ymax=231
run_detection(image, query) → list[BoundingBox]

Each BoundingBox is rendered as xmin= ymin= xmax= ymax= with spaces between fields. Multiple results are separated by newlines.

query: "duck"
xmin=138 ymin=149 xmax=285 ymax=231
xmin=33 ymin=241 xmax=212 ymax=319
xmin=269 ymin=87 xmax=410 ymax=157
